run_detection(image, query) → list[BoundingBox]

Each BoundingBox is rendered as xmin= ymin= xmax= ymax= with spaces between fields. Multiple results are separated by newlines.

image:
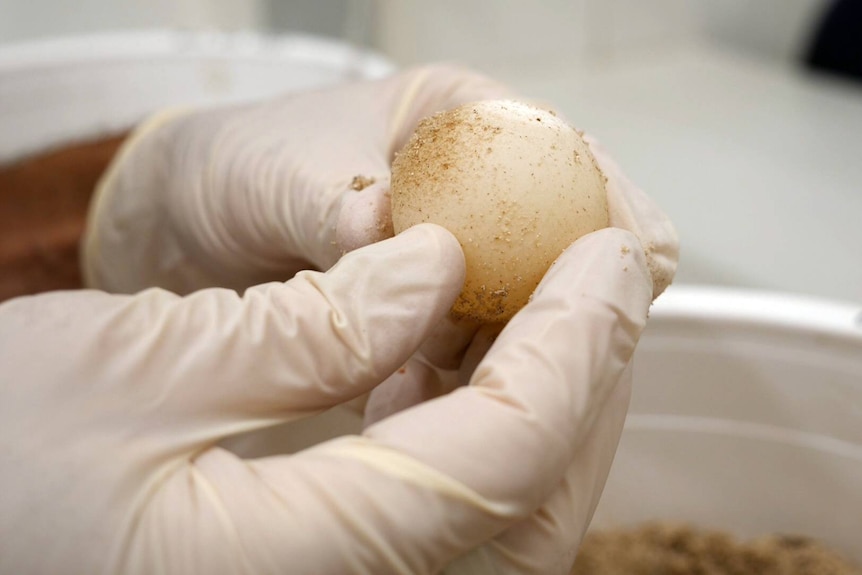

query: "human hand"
xmin=82 ymin=64 xmax=511 ymax=294
xmin=3 ymin=222 xmax=651 ymax=574
xmin=356 ymin=132 xmax=678 ymax=574
xmin=75 ymin=63 xmax=678 ymax=573
xmin=363 ymin=130 xmax=679 ymax=426
xmin=80 ymin=61 xmax=677 ymax=416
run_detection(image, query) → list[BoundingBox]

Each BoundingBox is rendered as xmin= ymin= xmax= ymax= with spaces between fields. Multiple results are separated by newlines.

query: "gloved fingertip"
xmin=328 ymin=221 xmax=466 ymax=324
xmin=395 ymin=223 xmax=467 ymax=286
xmin=336 ymin=180 xmax=394 ymax=254
xmin=581 ymin=134 xmax=680 ymax=300
xmin=336 ymin=188 xmax=468 ymax=279
xmin=535 ymin=227 xmax=653 ymax=317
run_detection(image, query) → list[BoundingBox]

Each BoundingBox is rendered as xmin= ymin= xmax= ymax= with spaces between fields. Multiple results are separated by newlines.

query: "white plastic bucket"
xmin=0 ymin=30 xmax=393 ymax=163
xmin=593 ymin=286 xmax=862 ymax=561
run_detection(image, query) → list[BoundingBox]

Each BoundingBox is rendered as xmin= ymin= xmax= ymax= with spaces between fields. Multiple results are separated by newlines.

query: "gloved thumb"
xmin=165 ymin=224 xmax=466 ymax=430
xmin=17 ymin=224 xmax=466 ymax=445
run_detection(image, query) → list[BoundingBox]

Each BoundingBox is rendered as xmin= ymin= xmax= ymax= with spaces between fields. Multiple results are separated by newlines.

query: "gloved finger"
xmin=357 ymin=135 xmax=670 ymax=426
xmin=584 ymin=134 xmax=679 ymax=299
xmin=157 ymin=90 xmax=396 ymax=278
xmin=362 ymin=225 xmax=647 ymax=432
xmin=359 ymin=319 xmax=485 ymax=428
xmin=445 ymin=365 xmax=633 ymax=575
xmin=457 ymin=322 xmax=505 ymax=388
xmin=337 ymin=178 xmax=395 ymax=254
xmin=168 ymin=64 xmax=511 ymax=278
xmin=361 ymin=312 xmax=481 ymax=427
xmin=56 ymin=224 xmax=463 ymax=437
xmin=171 ymin=229 xmax=649 ymax=574
xmin=128 ymin=371 xmax=626 ymax=575
xmin=358 ymin=229 xmax=650 ymax=545
xmin=417 ymin=315 xmax=482 ymax=371
xmin=168 ymin=439 xmax=494 ymax=575
xmin=184 ymin=224 xmax=465 ymax=427
xmin=362 ymin=356 xmax=459 ymax=427
xmin=88 ymin=71 xmax=445 ymax=295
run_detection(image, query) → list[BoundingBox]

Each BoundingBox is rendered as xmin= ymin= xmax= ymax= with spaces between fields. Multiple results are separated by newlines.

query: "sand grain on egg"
xmin=391 ymin=100 xmax=608 ymax=323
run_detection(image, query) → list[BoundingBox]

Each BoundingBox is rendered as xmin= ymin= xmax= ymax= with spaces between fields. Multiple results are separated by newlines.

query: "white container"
xmin=593 ymin=286 xmax=862 ymax=561
xmin=0 ymin=30 xmax=393 ymax=163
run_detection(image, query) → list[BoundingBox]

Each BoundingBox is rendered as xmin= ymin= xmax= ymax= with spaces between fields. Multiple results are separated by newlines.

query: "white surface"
xmin=1 ymin=0 xmax=830 ymax=66
xmin=0 ymin=0 xmax=265 ymax=44
xmin=593 ymin=284 xmax=862 ymax=560
xmin=374 ymin=1 xmax=593 ymax=68
xmin=372 ymin=0 xmax=827 ymax=67
xmin=372 ymin=0 xmax=696 ymax=68
xmin=0 ymin=30 xmax=393 ymax=162
xmin=497 ymin=46 xmax=862 ymax=304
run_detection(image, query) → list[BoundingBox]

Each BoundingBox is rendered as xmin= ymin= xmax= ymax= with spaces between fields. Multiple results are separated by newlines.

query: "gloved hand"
xmin=5 ymin=64 xmax=679 ymax=574
xmin=81 ymin=59 xmax=678 ymax=430
xmin=81 ymin=64 xmax=675 ymax=300
xmin=361 ymin=132 xmax=678 ymax=432
xmin=0 ymin=223 xmax=653 ymax=575
xmin=82 ymin=64 xmax=513 ymax=294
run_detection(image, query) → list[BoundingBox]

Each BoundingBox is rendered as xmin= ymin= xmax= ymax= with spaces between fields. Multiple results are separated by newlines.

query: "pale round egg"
xmin=390 ymin=100 xmax=609 ymax=323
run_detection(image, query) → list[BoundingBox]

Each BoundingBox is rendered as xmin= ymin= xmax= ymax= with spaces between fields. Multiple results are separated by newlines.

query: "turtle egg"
xmin=390 ymin=100 xmax=608 ymax=323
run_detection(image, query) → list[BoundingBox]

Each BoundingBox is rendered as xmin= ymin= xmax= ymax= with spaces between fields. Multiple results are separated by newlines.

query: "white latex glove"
xmin=56 ymin=63 xmax=679 ymax=573
xmin=362 ymin=133 xmax=678 ymax=430
xmin=81 ymin=63 xmax=675 ymax=300
xmin=82 ymin=64 xmax=513 ymax=294
xmin=81 ymin=59 xmax=678 ymax=418
xmin=0 ymin=223 xmax=652 ymax=575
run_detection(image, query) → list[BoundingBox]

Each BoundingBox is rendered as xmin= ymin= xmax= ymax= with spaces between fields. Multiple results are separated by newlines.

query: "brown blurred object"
xmin=571 ymin=522 xmax=861 ymax=575
xmin=0 ymin=133 xmax=128 ymax=303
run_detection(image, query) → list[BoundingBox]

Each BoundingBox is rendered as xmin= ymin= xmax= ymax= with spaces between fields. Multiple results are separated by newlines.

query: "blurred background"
xmin=0 ymin=0 xmax=834 ymax=63
xmin=1 ymin=0 xmax=861 ymax=304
